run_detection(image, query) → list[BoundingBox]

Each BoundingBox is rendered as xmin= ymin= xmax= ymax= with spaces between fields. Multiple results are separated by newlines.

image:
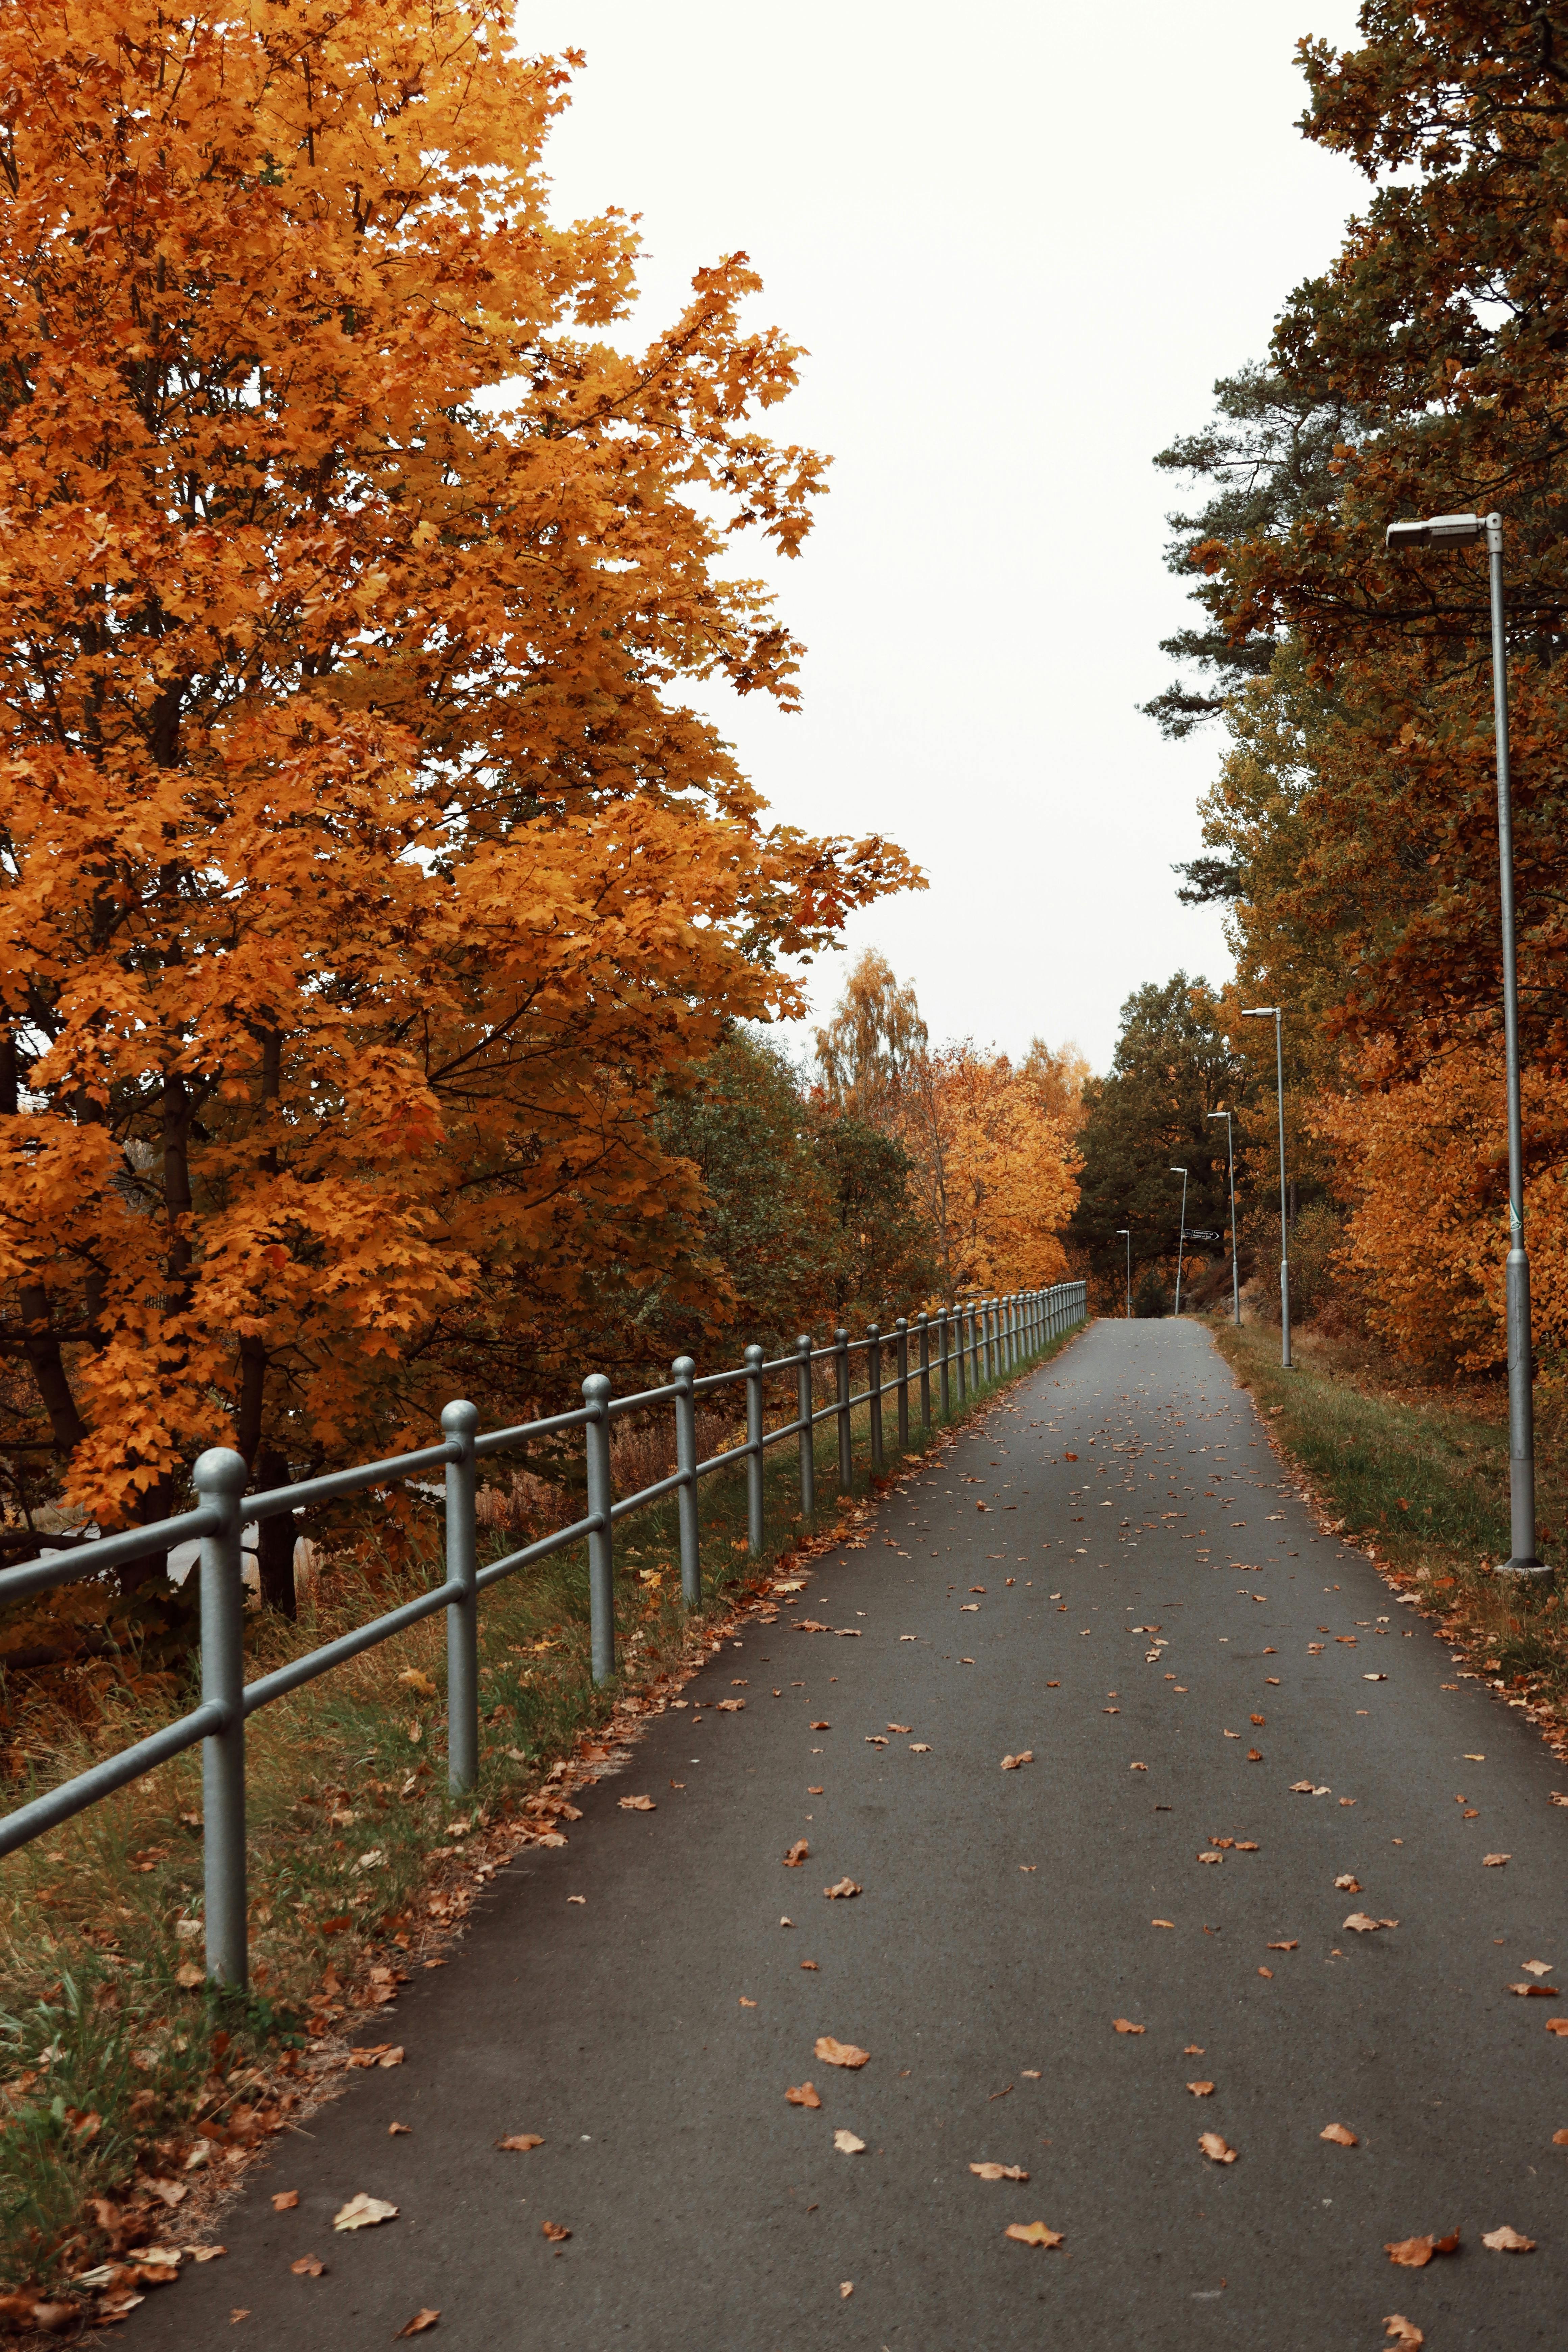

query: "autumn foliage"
xmin=0 ymin=0 xmax=917 ymax=1531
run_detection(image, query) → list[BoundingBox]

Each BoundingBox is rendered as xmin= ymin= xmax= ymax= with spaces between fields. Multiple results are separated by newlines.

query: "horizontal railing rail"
xmin=0 ymin=1282 xmax=1086 ymax=1988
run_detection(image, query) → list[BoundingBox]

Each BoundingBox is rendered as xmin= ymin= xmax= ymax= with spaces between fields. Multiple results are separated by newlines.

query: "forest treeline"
xmin=1076 ymin=3 xmax=1568 ymax=1378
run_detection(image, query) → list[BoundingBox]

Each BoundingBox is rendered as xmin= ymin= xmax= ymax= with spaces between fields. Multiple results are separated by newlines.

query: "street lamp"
xmin=1116 ymin=1228 xmax=1131 ymax=1319
xmin=1208 ymin=1110 xmax=1240 ymax=1326
xmin=1386 ymin=508 xmax=1548 ymax=1582
xmin=1239 ymin=1006 xmax=1290 ymax=1368
xmin=1170 ymin=1168 xmax=1188 ymax=1316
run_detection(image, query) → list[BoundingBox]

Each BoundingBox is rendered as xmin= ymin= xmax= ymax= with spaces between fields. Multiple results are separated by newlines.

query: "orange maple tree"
xmin=0 ymin=0 xmax=916 ymax=1529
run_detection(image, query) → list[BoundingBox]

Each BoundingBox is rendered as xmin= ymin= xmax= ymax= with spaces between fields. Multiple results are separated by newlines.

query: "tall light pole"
xmin=1386 ymin=509 xmax=1548 ymax=1581
xmin=1170 ymin=1168 xmax=1188 ymax=1316
xmin=1208 ymin=1110 xmax=1240 ymax=1326
xmin=1116 ymin=1228 xmax=1131 ymax=1318
xmin=1239 ymin=1006 xmax=1290 ymax=1368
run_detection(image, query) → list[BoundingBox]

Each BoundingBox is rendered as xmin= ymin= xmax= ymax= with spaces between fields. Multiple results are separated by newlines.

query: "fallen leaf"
xmin=1130 ymin=1761 xmax=1147 ymax=1771
xmin=176 ymin=1961 xmax=205 ymax=1989
xmin=1112 ymin=2019 xmax=1145 ymax=2035
xmin=1021 ymin=2069 xmax=1042 ymax=2078
xmin=888 ymin=1724 xmax=912 ymax=1734
xmin=1184 ymin=2044 xmax=1205 ymax=2055
xmin=145 ymin=2180 xmax=188 ymax=2207
xmin=833 ymin=2130 xmax=866 ymax=2155
xmin=738 ymin=1996 xmax=757 ymax=2008
xmin=1234 ymin=1840 xmax=1260 ymax=1851
xmin=909 ymin=1743 xmax=931 ymax=1753
xmin=231 ymin=2311 xmax=250 ymax=2324
xmin=716 ymin=1700 xmax=745 ymax=1713
xmin=823 ymin=1877 xmax=862 ymax=1900
xmin=1554 ymin=2129 xmax=1568 ymax=2145
xmin=1483 ymin=1854 xmax=1511 ymax=1867
xmin=782 ymin=1841 xmax=810 ymax=1867
xmin=1258 ymin=1966 xmax=1274 ymax=1979
xmin=333 ymin=2196 xmax=398 ymax=2232
xmin=1364 ymin=1673 xmax=1387 ymax=1682
xmin=1511 ymin=1982 xmax=1560 ymax=1997
xmin=1481 ymin=2225 xmax=1535 ymax=2252
xmin=1152 ymin=1919 xmax=1175 ymax=1929
xmin=394 ymin=2314 xmax=440 ymax=2338
xmin=1198 ymin=1852 xmax=1223 ymax=1866
xmin=839 ymin=2281 xmax=854 ymax=2298
xmin=785 ymin=2083 xmax=821 ymax=2107
xmin=1334 ymin=1875 xmax=1361 ymax=1892
xmin=1250 ymin=1715 xmax=1266 ymax=1726
xmin=1547 ymin=2018 xmax=1568 ymax=2036
xmin=1523 ymin=1961 xmax=1554 ymax=1976
xmin=1005 ymin=2222 xmax=1064 ymax=2248
xmin=1199 ymin=2133 xmax=1237 ymax=2164
xmin=1385 ymin=2232 xmax=1460 ymax=2267
xmin=398 ymin=1671 xmax=438 ymax=1699
xmin=814 ymin=2037 xmax=869 ymax=2069
xmin=540 ymin=2221 xmax=570 ymax=2244
xmin=1000 ymin=1751 xmax=1034 ymax=1770
xmin=618 ymin=1796 xmax=656 ymax=1812
xmin=290 ymin=2257 xmax=325 ymax=2278
xmin=389 ymin=2123 xmax=411 ymax=2136
xmin=495 ymin=2135 xmax=544 ymax=2151
xmin=970 ymin=2162 xmax=1029 ymax=2181
xmin=1383 ymin=2322 xmax=1423 ymax=2349
xmin=1268 ymin=1940 xmax=1299 ymax=1952
xmin=1247 ymin=1748 xmax=1264 ymax=1762
xmin=1320 ymin=2123 xmax=1358 ymax=2146
xmin=271 ymin=2192 xmax=299 ymax=2212
xmin=1344 ymin=1913 xmax=1386 ymax=1934
xmin=1187 ymin=2081 xmax=1215 ymax=2097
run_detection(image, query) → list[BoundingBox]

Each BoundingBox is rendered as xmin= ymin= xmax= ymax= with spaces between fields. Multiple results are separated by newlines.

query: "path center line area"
xmin=134 ymin=1320 xmax=1566 ymax=2349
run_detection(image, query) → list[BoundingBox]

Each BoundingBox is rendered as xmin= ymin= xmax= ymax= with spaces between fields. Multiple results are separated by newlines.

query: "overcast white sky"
xmin=525 ymin=0 xmax=1369 ymax=1072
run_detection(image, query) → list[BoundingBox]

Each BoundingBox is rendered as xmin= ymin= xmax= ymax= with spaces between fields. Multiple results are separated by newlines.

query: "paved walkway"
xmin=136 ymin=1320 xmax=1564 ymax=2347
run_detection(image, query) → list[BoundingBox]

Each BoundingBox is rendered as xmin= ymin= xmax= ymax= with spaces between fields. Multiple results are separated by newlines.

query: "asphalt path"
xmin=135 ymin=1318 xmax=1567 ymax=2349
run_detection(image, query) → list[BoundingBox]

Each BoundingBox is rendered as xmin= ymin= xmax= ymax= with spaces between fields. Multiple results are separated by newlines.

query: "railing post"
xmin=971 ymin=1300 xmax=981 ymax=1388
xmin=195 ymin=1446 xmax=249 ymax=1992
xmin=745 ymin=1343 xmax=765 ymax=1555
xmin=441 ymin=1400 xmax=480 ymax=1794
xmin=796 ymin=1336 xmax=815 ymax=1522
xmin=983 ymin=1299 xmax=994 ymax=1383
xmin=939 ymin=1306 xmax=952 ymax=1415
xmin=835 ymin=1327 xmax=853 ymax=1491
xmin=867 ymin=1324 xmax=884 ymax=1475
xmin=1006 ymin=1293 xmax=1016 ymax=1371
xmin=674 ymin=1355 xmax=700 ymax=1605
xmin=895 ymin=1318 xmax=910 ymax=1452
xmin=583 ymin=1373 xmax=615 ymax=1684
xmin=917 ymin=1312 xmax=931 ymax=1431
xmin=957 ymin=1305 xmax=969 ymax=1402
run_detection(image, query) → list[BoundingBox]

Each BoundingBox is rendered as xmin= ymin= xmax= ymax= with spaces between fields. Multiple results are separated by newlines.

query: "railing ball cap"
xmin=193 ymin=1447 xmax=248 ymax=1501
xmin=440 ymin=1398 xmax=480 ymax=1441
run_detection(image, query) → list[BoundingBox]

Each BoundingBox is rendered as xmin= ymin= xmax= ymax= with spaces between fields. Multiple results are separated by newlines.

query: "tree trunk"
xmin=255 ymin=1446 xmax=296 ymax=1618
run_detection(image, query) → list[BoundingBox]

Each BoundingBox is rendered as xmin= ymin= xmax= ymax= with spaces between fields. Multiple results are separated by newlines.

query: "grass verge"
xmin=0 ymin=1321 xmax=1082 ymax=2315
xmin=1209 ymin=1315 xmax=1568 ymax=1760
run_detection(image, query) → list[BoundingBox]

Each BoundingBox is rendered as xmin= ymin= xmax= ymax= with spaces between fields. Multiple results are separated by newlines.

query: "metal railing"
xmin=0 ymin=1282 xmax=1085 ymax=1987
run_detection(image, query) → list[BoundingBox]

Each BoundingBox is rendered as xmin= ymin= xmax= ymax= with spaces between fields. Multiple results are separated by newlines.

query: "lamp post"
xmin=1386 ymin=509 xmax=1547 ymax=1581
xmin=1116 ymin=1228 xmax=1131 ymax=1318
xmin=1170 ymin=1168 xmax=1188 ymax=1316
xmin=1208 ymin=1110 xmax=1240 ymax=1326
xmin=1239 ymin=1006 xmax=1290 ymax=1367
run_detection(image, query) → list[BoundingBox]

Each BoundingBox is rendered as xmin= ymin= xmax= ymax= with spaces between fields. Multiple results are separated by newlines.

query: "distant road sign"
xmin=1184 ymin=1230 xmax=1221 ymax=1241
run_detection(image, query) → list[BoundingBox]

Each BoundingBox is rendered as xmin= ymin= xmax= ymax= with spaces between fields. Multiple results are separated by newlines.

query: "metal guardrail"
xmin=0 ymin=1283 xmax=1085 ymax=1988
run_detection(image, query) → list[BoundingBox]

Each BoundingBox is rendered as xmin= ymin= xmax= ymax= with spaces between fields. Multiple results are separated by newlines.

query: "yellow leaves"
xmin=1004 ymin=2222 xmax=1064 ymax=2249
xmin=813 ymin=2037 xmax=869 ymax=2069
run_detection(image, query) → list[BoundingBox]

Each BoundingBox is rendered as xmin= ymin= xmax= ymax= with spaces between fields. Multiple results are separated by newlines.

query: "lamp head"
xmin=1385 ymin=512 xmax=1485 ymax=550
xmin=1170 ymin=1166 xmax=1186 ymax=1174
xmin=1239 ymin=1006 xmax=1277 ymax=1019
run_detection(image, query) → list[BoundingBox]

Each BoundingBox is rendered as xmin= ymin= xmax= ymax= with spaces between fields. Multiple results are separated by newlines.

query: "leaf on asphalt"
xmin=1344 ymin=1913 xmax=1389 ymax=1934
xmin=1112 ymin=2019 xmax=1145 ymax=2035
xmin=716 ymin=1700 xmax=744 ymax=1713
xmin=823 ymin=1878 xmax=862 ymax=1899
xmin=738 ymin=1996 xmax=757 ymax=2007
xmin=1152 ymin=1919 xmax=1175 ymax=1929
xmin=1364 ymin=1673 xmax=1387 ymax=1682
xmin=1187 ymin=2081 xmax=1215 ymax=2097
xmin=1004 ymin=2222 xmax=1064 ymax=2248
xmin=394 ymin=2313 xmax=440 ymax=2338
xmin=1554 ymin=2129 xmax=1568 ymax=2146
xmin=785 ymin=2083 xmax=822 ymax=2107
xmin=810 ymin=1720 xmax=831 ymax=1730
xmin=1199 ymin=2133 xmax=1237 ymax=2164
xmin=334 ymin=2197 xmax=398 ymax=2232
xmin=834 ymin=2130 xmax=866 ymax=2154
xmin=1289 ymin=1781 xmax=1316 ymax=1793
xmin=1198 ymin=1852 xmax=1223 ymax=1865
xmin=290 ymin=2256 xmax=325 ymax=2277
xmin=1268 ymin=1940 xmax=1299 ymax=1951
xmin=1483 ymin=1854 xmax=1512 ymax=1867
xmin=1481 ymin=2226 xmax=1535 ymax=2252
xmin=887 ymin=1724 xmax=912 ymax=1734
xmin=271 ymin=2192 xmax=299 ymax=2212
xmin=1522 ymin=1960 xmax=1554 ymax=1976
xmin=1511 ymin=1982 xmax=1560 ymax=1996
xmin=618 ymin=1795 xmax=656 ymax=1812
xmin=814 ymin=2036 xmax=869 ymax=2068
xmin=782 ymin=1841 xmax=810 ymax=1867
xmin=909 ymin=1743 xmax=931 ymax=1753
xmin=1234 ymin=1840 xmax=1259 ymax=1851
xmin=496 ymin=2135 xmax=544 ymax=2151
xmin=1250 ymin=1715 xmax=1266 ymax=1726
xmin=1320 ymin=2124 xmax=1358 ymax=2146
xmin=540 ymin=2222 xmax=570 ymax=2244
xmin=1130 ymin=1761 xmax=1147 ymax=1771
xmin=389 ymin=2123 xmax=411 ymax=2136
xmin=839 ymin=2281 xmax=854 ymax=2298
xmin=1385 ymin=2232 xmax=1460 ymax=2267
xmin=1334 ymin=1875 xmax=1361 ymax=1892
xmin=1184 ymin=2044 xmax=1205 ymax=2055
xmin=1000 ymin=1752 xmax=1034 ymax=1770
xmin=1247 ymin=1749 xmax=1264 ymax=1762
xmin=970 ymin=2162 xmax=1029 ymax=2180
xmin=1547 ymin=2018 xmax=1568 ymax=2036
xmin=1064 ymin=1452 xmax=1078 ymax=1462
xmin=1383 ymin=2320 xmax=1424 ymax=2348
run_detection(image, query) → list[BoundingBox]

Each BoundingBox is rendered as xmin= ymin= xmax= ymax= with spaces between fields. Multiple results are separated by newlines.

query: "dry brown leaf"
xmin=1510 ymin=1982 xmax=1560 ymax=1997
xmin=1004 ymin=2222 xmax=1064 ymax=2249
xmin=1268 ymin=1940 xmax=1299 ymax=1951
xmin=814 ymin=2036 xmax=869 ymax=2068
xmin=271 ymin=2191 xmax=299 ymax=2212
xmin=1481 ymin=2225 xmax=1535 ymax=2251
xmin=175 ymin=1960 xmax=205 ymax=1989
xmin=290 ymin=2256 xmax=326 ymax=2278
xmin=540 ymin=2221 xmax=570 ymax=2244
xmin=1385 ymin=2232 xmax=1460 ymax=2267
xmin=1320 ymin=2123 xmax=1358 ymax=2146
xmin=1522 ymin=1960 xmax=1554 ymax=1976
xmin=970 ymin=2162 xmax=1029 ymax=2180
xmin=1186 ymin=2081 xmax=1215 ymax=2097
xmin=1112 ymin=2019 xmax=1145 ymax=2035
xmin=388 ymin=2123 xmax=411 ymax=2136
xmin=394 ymin=2313 xmax=440 ymax=2338
xmin=1247 ymin=1748 xmax=1264 ymax=1762
xmin=231 ymin=2311 xmax=251 ymax=2324
xmin=738 ymin=1996 xmax=757 ymax=2008
xmin=1383 ymin=2320 xmax=1423 ymax=2349
xmin=909 ymin=1742 xmax=931 ymax=1753
xmin=1548 ymin=2018 xmax=1568 ymax=2036
xmin=1250 ymin=1714 xmax=1266 ymax=1726
xmin=1184 ymin=2044 xmax=1205 ymax=2055
xmin=618 ymin=1795 xmax=656 ymax=1812
xmin=398 ymin=1671 xmax=438 ymax=1699
xmin=333 ymin=2196 xmax=398 ymax=2232
xmin=1198 ymin=1852 xmax=1223 ymax=1866
xmin=1152 ymin=1919 xmax=1175 ymax=1929
xmin=887 ymin=1724 xmax=912 ymax=1734
xmin=1334 ymin=1875 xmax=1360 ymax=1891
xmin=1484 ymin=1853 xmax=1512 ymax=1867
xmin=810 ymin=1720 xmax=831 ymax=1730
xmin=782 ymin=1841 xmax=809 ymax=1868
xmin=839 ymin=2281 xmax=854 ymax=2298
xmin=785 ymin=2083 xmax=821 ymax=2108
xmin=495 ymin=2135 xmax=544 ymax=2151
xmin=1344 ymin=1913 xmax=1385 ymax=1934
xmin=1199 ymin=2133 xmax=1237 ymax=2164
xmin=1000 ymin=1752 xmax=1034 ymax=1770
xmin=823 ymin=1878 xmax=862 ymax=1900
xmin=833 ymin=2130 xmax=866 ymax=2154
xmin=716 ymin=1699 xmax=744 ymax=1713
